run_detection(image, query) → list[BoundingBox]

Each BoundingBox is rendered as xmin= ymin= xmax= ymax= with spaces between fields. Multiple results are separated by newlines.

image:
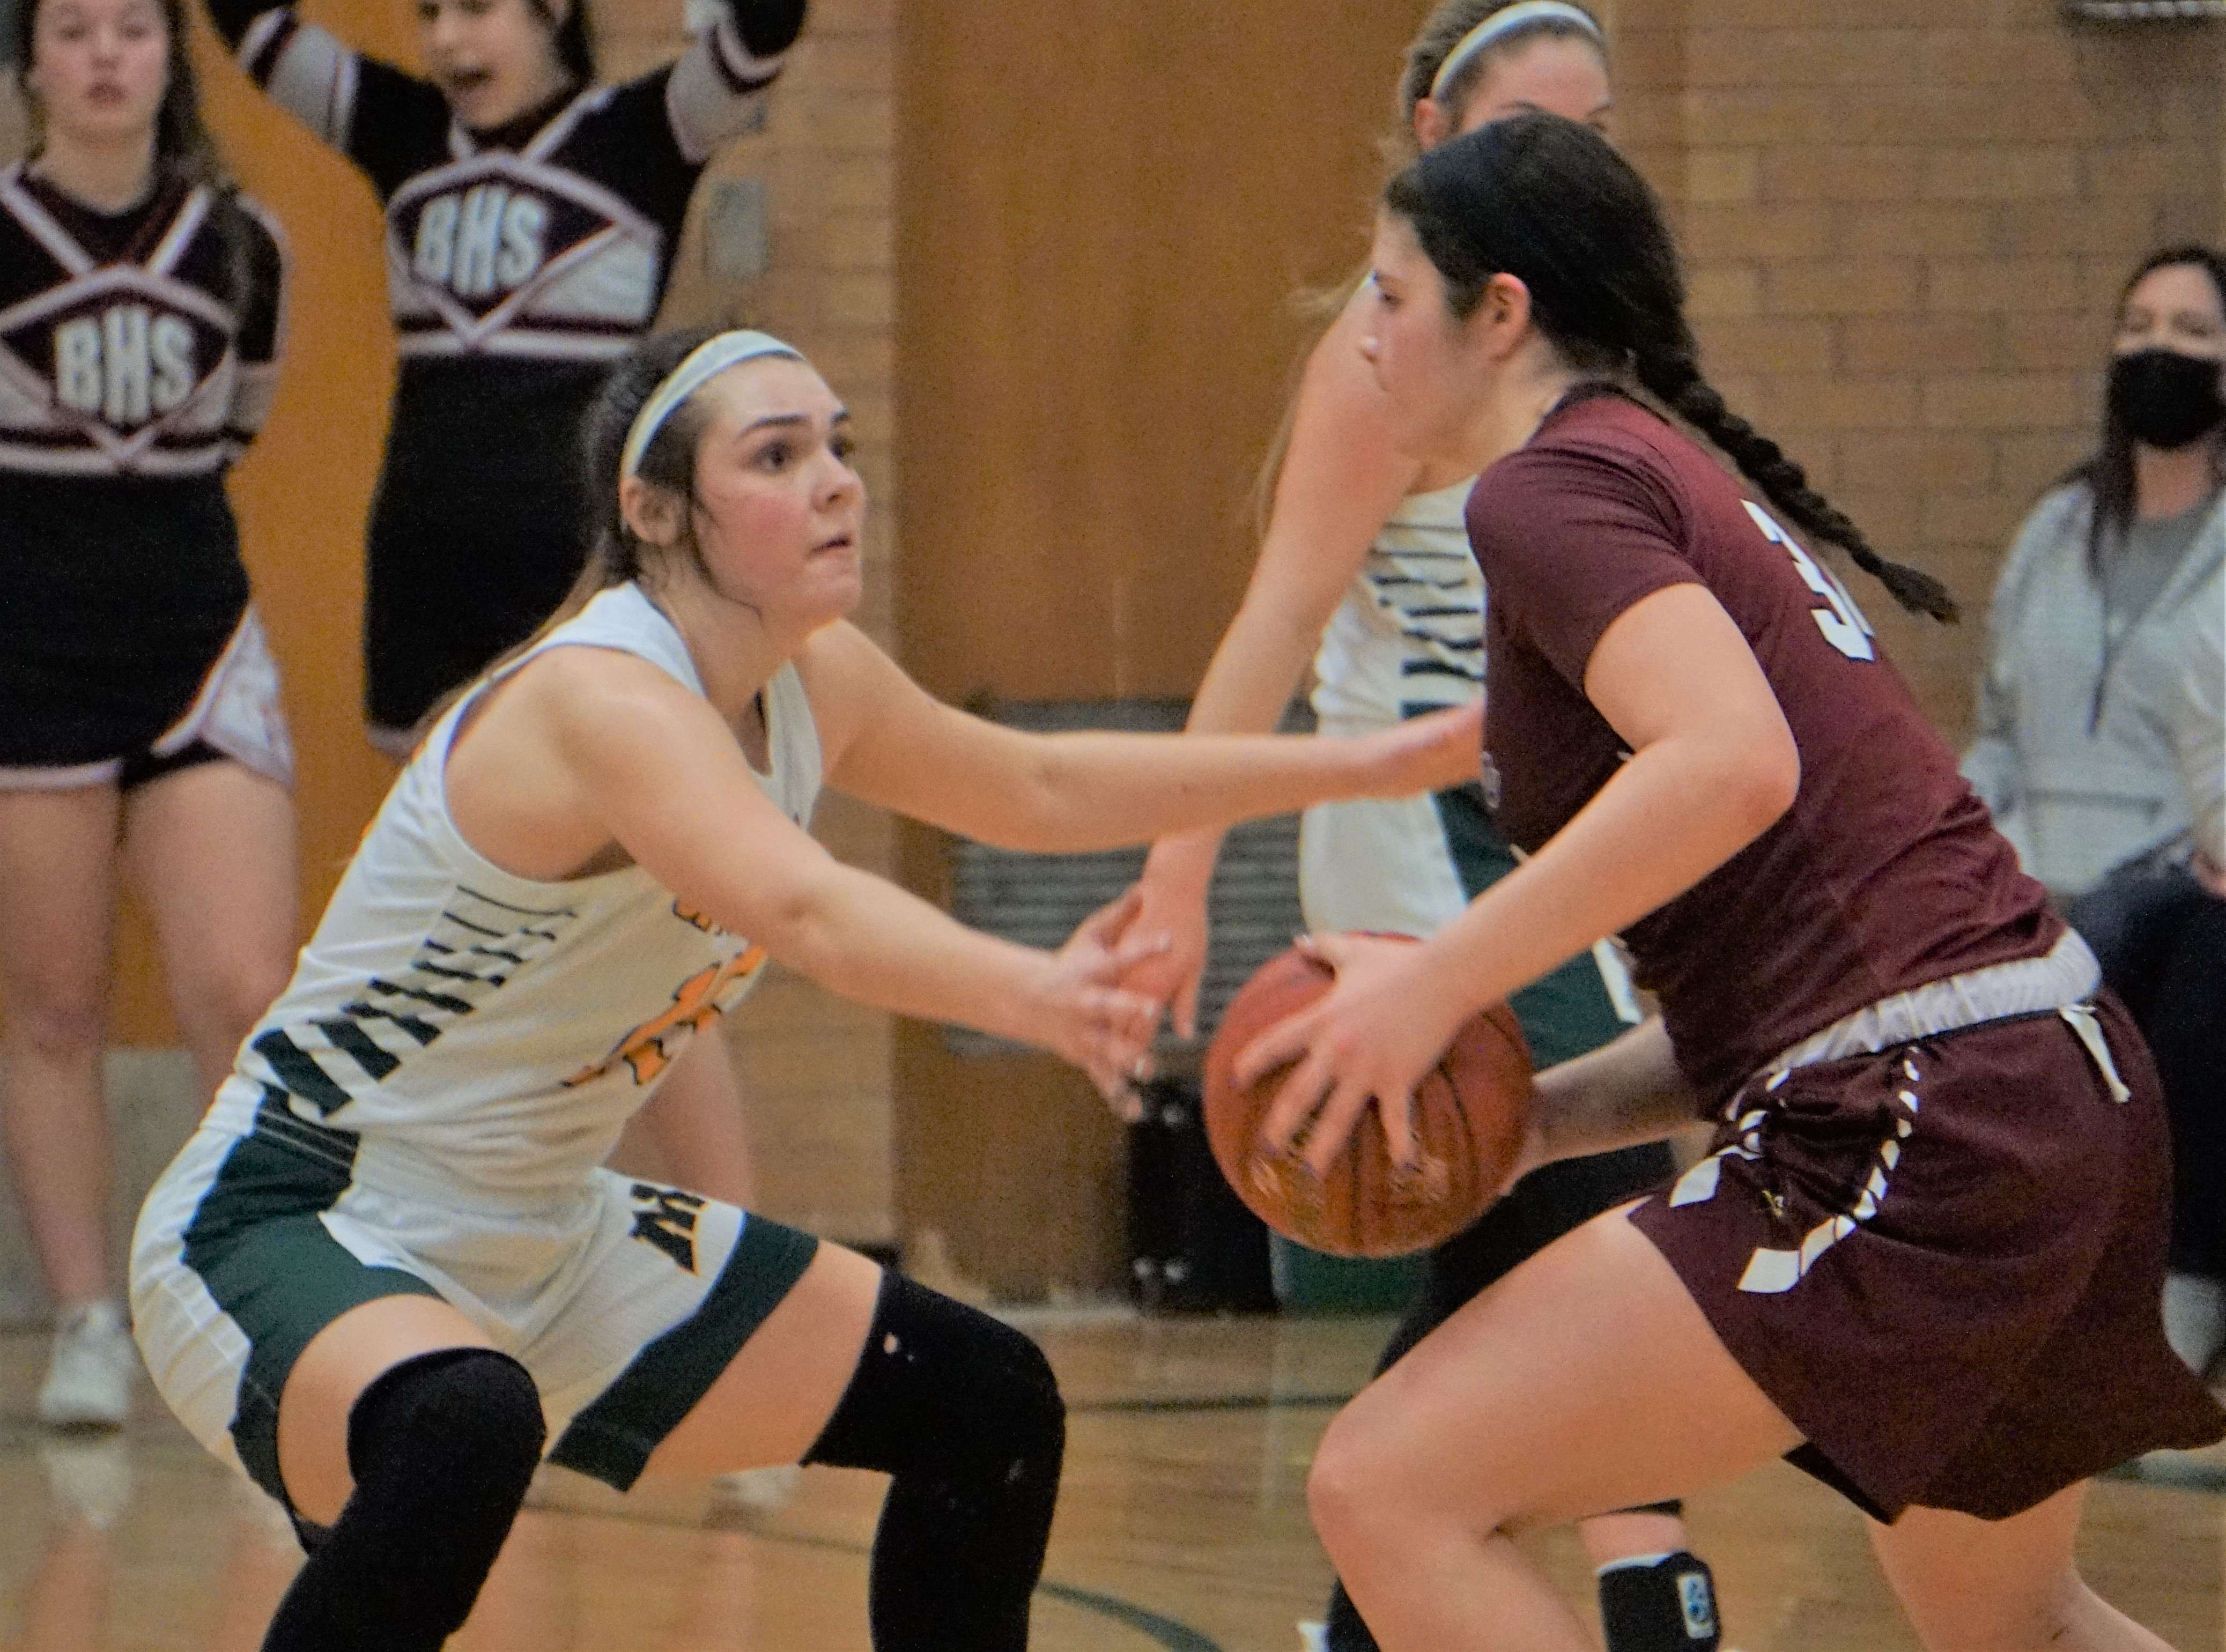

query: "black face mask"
xmin=2109 ymin=347 xmax=2226 ymax=450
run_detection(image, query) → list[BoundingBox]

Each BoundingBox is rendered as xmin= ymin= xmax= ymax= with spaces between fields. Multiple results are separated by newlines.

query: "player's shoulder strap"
xmin=508 ymin=583 xmax=708 ymax=698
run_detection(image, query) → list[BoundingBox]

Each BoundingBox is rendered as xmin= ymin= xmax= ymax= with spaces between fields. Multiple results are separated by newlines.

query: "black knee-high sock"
xmin=262 ymin=1348 xmax=544 ymax=1652
xmin=803 ymin=1273 xmax=1065 ymax=1651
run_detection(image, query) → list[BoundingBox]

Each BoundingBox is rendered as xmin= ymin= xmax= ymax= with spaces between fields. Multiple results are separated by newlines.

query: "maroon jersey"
xmin=1469 ymin=390 xmax=2057 ymax=1101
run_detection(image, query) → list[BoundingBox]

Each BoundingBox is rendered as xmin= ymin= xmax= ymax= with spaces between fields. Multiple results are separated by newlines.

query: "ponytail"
xmin=1387 ymin=114 xmax=1959 ymax=622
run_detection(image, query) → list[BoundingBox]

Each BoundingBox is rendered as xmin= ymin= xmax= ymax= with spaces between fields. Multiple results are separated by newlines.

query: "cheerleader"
xmin=2 ymin=0 xmax=295 ymax=1429
xmin=205 ymin=0 xmax=810 ymax=751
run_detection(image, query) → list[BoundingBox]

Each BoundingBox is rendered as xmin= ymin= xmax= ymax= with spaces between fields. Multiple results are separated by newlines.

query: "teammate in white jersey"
xmin=1123 ymin=9 xmax=1718 ymax=1651
xmin=131 ymin=327 xmax=1481 ymax=1652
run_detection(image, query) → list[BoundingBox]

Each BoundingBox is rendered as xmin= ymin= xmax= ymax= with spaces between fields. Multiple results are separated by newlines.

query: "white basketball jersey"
xmin=1310 ymin=476 xmax=1482 ymax=728
xmin=204 ymin=583 xmax=820 ymax=1207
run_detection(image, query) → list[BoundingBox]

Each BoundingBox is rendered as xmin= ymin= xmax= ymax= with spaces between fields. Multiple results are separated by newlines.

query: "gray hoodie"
xmin=1963 ymin=480 xmax=2226 ymax=896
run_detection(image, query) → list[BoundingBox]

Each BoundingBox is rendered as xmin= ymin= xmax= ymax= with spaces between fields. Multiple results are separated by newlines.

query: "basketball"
xmin=1201 ymin=937 xmax=1534 ymax=1260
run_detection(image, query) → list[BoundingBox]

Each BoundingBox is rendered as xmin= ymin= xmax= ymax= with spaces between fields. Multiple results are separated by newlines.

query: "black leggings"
xmin=265 ymin=1273 xmax=1064 ymax=1652
xmin=2069 ymin=862 xmax=2226 ymax=1275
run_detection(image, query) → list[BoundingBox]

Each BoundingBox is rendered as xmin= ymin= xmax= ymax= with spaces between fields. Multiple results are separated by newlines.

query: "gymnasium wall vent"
xmin=941 ymin=698 xmax=1310 ymax=1061
xmin=2060 ymin=1 xmax=2226 ymax=18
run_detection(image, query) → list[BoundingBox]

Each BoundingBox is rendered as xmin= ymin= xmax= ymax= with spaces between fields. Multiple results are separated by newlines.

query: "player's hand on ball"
xmin=1236 ymin=931 xmax=1469 ymax=1179
xmin=1369 ymin=699 xmax=1484 ymax=795
xmin=1039 ymin=887 xmax=1171 ymax=1117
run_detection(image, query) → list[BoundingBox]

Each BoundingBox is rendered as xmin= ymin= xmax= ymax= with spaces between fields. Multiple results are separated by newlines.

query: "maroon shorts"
xmin=1628 ymin=995 xmax=2223 ymax=1522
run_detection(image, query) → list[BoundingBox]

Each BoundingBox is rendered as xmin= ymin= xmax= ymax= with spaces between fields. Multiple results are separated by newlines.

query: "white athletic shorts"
xmin=130 ymin=1093 xmax=818 ymax=1510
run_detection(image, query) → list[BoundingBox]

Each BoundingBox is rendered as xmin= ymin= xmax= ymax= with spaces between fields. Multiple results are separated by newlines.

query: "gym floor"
xmin=2 ymin=1312 xmax=2219 ymax=1651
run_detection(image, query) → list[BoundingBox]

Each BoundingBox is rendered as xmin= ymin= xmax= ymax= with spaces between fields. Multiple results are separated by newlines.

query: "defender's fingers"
xmin=1173 ymin=971 xmax=1201 ymax=1042
xmin=1077 ymin=885 xmax=1145 ymax=945
xmin=1105 ymin=928 xmax=1176 ymax=976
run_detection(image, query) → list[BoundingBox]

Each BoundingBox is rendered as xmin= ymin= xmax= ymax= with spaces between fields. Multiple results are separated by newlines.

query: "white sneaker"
xmin=36 ymin=1300 xmax=137 ymax=1430
xmin=710 ymin=1464 xmax=803 ymax=1519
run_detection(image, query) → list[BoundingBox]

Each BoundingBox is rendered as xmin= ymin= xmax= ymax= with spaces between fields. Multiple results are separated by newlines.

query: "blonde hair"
xmin=1251 ymin=0 xmax=1608 ymax=525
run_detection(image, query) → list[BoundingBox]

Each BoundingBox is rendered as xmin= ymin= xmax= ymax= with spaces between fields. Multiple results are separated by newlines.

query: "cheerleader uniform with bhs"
xmin=0 ymin=162 xmax=291 ymax=790
xmin=207 ymin=0 xmax=801 ymax=747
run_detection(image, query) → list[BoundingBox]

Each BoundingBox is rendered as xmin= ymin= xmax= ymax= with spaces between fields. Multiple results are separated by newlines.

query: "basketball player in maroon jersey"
xmin=1234 ymin=114 xmax=2224 ymax=1651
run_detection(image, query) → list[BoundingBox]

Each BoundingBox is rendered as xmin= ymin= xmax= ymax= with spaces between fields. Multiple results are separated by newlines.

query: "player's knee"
xmin=1307 ymin=1407 xmax=1401 ymax=1564
xmin=349 ymin=1347 xmax=546 ymax=1516
xmin=805 ymin=1273 xmax=1064 ymax=1492
xmin=973 ymin=1313 xmax=1064 ymax=1477
xmin=1310 ymin=1392 xmax=1487 ymax=1566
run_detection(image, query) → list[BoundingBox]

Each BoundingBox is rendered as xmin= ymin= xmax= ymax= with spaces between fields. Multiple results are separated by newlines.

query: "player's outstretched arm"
xmin=1132 ymin=291 xmax=1428 ymax=1034
xmin=803 ymin=622 xmax=1480 ymax=857
xmin=499 ymin=651 xmax=1162 ymax=1096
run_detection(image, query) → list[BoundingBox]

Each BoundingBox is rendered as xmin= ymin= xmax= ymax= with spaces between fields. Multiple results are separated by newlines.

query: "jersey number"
xmin=1742 ymin=502 xmax=1874 ymax=662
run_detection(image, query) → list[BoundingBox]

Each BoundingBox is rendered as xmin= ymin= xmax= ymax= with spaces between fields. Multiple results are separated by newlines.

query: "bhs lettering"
xmin=54 ymin=307 xmax=196 ymax=424
xmin=412 ymin=184 xmax=549 ymax=298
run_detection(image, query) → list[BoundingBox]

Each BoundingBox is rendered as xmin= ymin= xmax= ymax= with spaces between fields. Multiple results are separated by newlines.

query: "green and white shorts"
xmin=130 ymin=1089 xmax=818 ymax=1512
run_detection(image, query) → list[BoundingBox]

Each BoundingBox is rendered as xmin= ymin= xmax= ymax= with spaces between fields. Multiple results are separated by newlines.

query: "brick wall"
xmin=594 ymin=0 xmax=901 ymax=1244
xmin=1614 ymin=0 xmax=2225 ymax=739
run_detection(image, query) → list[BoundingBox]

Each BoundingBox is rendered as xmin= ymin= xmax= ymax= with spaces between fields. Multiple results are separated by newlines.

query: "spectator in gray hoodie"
xmin=1965 ymin=244 xmax=2226 ymax=1376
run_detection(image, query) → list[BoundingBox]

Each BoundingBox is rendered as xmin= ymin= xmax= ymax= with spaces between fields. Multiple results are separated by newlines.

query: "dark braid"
xmin=1633 ymin=351 xmax=1958 ymax=621
xmin=1387 ymin=114 xmax=1959 ymax=622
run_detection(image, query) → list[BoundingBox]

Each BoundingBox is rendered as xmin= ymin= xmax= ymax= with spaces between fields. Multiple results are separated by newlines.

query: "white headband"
xmin=1429 ymin=2 xmax=1603 ymax=100
xmin=620 ymin=329 xmax=805 ymax=481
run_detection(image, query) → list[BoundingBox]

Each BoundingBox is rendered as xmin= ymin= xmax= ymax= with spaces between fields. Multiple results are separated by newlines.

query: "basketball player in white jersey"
xmin=129 ymin=328 xmax=1481 ymax=1652
xmin=1124 ymin=8 xmax=1717 ymax=1649
xmin=202 ymin=0 xmax=818 ymax=1286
